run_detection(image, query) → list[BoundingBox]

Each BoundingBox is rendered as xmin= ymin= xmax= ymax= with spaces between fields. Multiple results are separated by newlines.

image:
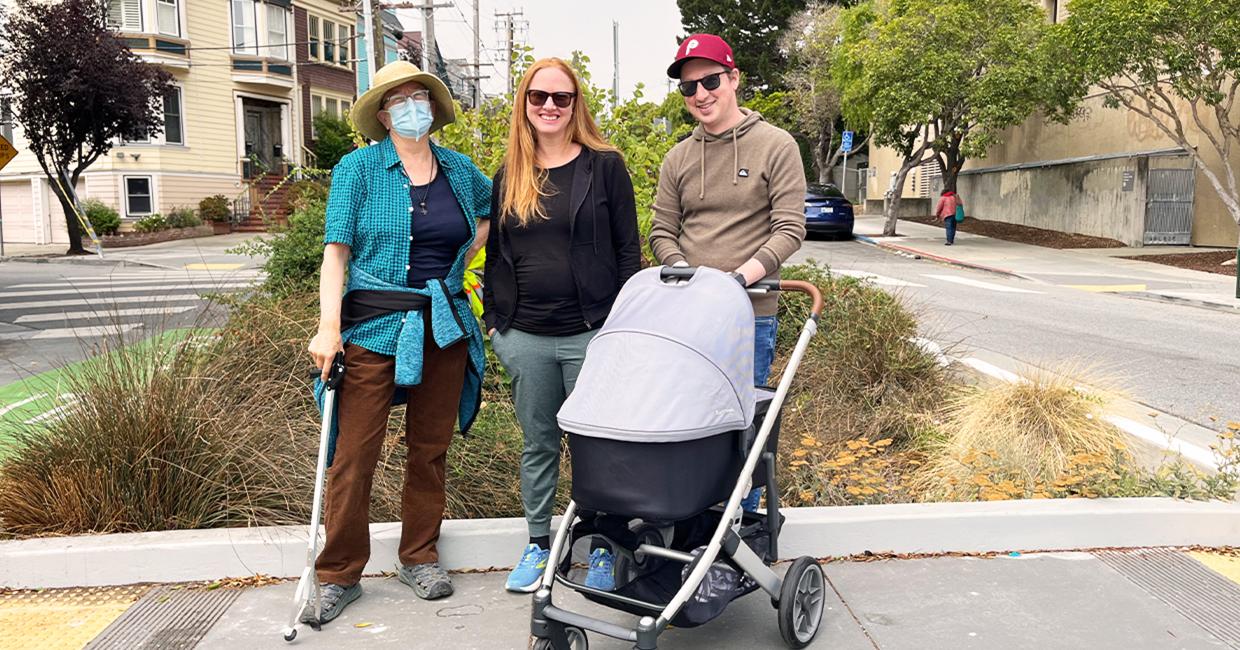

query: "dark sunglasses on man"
xmin=526 ymin=89 xmax=576 ymax=109
xmin=677 ymin=70 xmax=730 ymax=97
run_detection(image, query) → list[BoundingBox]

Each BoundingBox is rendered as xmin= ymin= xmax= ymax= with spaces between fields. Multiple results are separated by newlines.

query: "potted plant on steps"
xmin=200 ymin=195 xmax=232 ymax=235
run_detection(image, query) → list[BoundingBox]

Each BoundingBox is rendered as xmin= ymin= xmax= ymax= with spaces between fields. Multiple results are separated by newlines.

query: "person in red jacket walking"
xmin=935 ymin=190 xmax=963 ymax=245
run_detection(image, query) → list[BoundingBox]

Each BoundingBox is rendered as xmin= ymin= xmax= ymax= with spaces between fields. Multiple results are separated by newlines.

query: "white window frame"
xmin=231 ymin=0 xmax=258 ymax=55
xmin=156 ymin=0 xmax=180 ymax=37
xmin=108 ymin=0 xmax=143 ymax=32
xmin=162 ymin=86 xmax=185 ymax=146
xmin=311 ymin=95 xmax=325 ymax=138
xmin=309 ymin=15 xmax=320 ymax=60
xmin=124 ymin=176 xmax=154 ymax=217
xmin=266 ymin=3 xmax=289 ymax=61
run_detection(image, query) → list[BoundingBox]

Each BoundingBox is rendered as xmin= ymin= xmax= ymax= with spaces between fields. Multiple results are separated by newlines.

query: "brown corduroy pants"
xmin=314 ymin=334 xmax=467 ymax=586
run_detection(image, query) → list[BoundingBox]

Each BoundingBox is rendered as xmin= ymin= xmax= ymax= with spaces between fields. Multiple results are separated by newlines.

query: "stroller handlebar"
xmin=658 ymin=266 xmax=825 ymax=319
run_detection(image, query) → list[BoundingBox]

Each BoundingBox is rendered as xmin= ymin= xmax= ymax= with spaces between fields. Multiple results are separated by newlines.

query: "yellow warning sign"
xmin=0 ymin=135 xmax=16 ymax=172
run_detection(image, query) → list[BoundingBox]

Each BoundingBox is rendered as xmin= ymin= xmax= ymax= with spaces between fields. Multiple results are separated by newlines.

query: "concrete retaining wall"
xmin=957 ymin=154 xmax=1194 ymax=246
xmin=862 ymin=197 xmax=931 ymax=217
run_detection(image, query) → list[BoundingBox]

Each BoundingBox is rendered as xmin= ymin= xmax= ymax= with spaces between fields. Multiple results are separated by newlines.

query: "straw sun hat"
xmin=351 ymin=60 xmax=456 ymax=142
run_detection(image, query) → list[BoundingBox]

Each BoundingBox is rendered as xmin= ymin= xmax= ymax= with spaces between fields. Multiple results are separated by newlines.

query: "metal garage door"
xmin=1144 ymin=168 xmax=1195 ymax=245
xmin=0 ymin=180 xmax=35 ymax=244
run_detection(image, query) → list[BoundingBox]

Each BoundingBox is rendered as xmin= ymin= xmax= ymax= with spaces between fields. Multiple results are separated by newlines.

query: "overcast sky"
xmin=394 ymin=1 xmax=684 ymax=103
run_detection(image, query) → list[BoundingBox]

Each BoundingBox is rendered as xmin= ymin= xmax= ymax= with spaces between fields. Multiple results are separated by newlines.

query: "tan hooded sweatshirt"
xmin=650 ymin=109 xmax=807 ymax=316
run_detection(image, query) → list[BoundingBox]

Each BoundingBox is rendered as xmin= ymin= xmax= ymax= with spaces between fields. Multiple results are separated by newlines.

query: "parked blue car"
xmin=804 ymin=183 xmax=854 ymax=239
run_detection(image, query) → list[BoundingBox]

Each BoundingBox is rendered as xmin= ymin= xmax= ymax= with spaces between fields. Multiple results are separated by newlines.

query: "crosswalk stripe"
xmin=832 ymin=269 xmax=926 ymax=288
xmin=922 ymin=274 xmax=1043 ymax=294
xmin=0 ymin=294 xmax=212 ymax=310
xmin=0 ymin=324 xmax=142 ymax=341
xmin=0 ymin=282 xmax=251 ymax=300
xmin=15 ymin=306 xmax=199 ymax=324
xmin=58 ymin=272 xmax=261 ymax=281
xmin=10 ymin=277 xmax=259 ymax=289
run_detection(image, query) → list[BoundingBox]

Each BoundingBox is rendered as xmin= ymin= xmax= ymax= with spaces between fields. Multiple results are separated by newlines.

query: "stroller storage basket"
xmin=557 ymin=508 xmax=782 ymax=628
xmin=567 ymin=392 xmax=782 ymax=522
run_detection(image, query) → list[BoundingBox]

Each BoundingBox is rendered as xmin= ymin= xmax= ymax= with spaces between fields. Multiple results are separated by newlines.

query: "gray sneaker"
xmin=300 ymin=582 xmax=362 ymax=625
xmin=398 ymin=562 xmax=454 ymax=600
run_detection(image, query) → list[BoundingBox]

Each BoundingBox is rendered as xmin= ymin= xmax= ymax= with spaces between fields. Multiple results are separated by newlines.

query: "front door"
xmin=242 ymin=100 xmax=283 ymax=178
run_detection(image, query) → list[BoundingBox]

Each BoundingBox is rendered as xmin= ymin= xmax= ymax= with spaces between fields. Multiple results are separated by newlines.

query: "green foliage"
xmin=312 ymin=112 xmax=355 ymax=170
xmin=676 ymin=0 xmax=808 ymax=94
xmin=1054 ymin=0 xmax=1240 ymax=227
xmin=81 ymin=198 xmax=120 ymax=236
xmin=198 ymin=195 xmax=231 ymax=223
xmin=833 ymin=0 xmax=1060 ymax=184
xmin=164 ymin=206 xmax=201 ymax=229
xmin=234 ymin=194 xmax=327 ymax=299
xmin=133 ymin=213 xmax=168 ymax=233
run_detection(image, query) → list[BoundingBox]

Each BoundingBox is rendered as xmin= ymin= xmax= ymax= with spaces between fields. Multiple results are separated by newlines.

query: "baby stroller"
xmin=530 ymin=266 xmax=826 ymax=650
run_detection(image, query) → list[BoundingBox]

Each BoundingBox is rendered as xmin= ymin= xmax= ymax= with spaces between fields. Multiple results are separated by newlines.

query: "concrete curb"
xmin=1 ymin=498 xmax=1237 ymax=589
xmin=0 ymin=255 xmax=173 ymax=270
xmin=1120 ymin=291 xmax=1239 ymax=314
xmin=853 ymin=234 xmax=1034 ymax=281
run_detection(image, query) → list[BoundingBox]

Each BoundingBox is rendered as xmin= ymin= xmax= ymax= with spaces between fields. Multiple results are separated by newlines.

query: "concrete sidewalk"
xmin=0 ymin=233 xmax=264 ymax=272
xmin=8 ymin=548 xmax=1237 ymax=649
xmin=852 ymin=216 xmax=1239 ymax=312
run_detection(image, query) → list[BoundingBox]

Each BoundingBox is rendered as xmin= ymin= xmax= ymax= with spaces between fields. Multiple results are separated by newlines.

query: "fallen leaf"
xmin=355 ymin=622 xmax=373 ymax=628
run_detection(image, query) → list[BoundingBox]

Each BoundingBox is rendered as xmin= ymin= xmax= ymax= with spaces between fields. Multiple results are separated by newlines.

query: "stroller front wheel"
xmin=778 ymin=556 xmax=826 ymax=649
xmin=532 ymin=626 xmax=588 ymax=650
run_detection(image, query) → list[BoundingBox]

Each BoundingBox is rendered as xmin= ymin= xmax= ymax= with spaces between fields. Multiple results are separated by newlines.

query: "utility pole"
xmin=471 ymin=0 xmax=481 ymax=107
xmin=612 ymin=21 xmax=620 ymax=109
xmin=495 ymin=9 xmax=524 ymax=96
xmin=360 ymin=0 xmax=376 ymax=93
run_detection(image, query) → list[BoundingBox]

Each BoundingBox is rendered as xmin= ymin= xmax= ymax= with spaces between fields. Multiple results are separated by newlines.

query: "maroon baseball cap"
xmin=667 ymin=33 xmax=735 ymax=79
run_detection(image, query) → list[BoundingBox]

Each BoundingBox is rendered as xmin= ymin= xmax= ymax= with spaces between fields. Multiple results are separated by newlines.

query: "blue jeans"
xmin=944 ymin=216 xmax=957 ymax=244
xmin=754 ymin=316 xmax=777 ymax=387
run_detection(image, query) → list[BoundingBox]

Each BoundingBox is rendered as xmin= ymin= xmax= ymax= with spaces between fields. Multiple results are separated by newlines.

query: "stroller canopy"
xmin=558 ymin=267 xmax=756 ymax=443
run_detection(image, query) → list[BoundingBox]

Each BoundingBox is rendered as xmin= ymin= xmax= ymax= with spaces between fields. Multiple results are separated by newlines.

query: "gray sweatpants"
xmin=490 ymin=327 xmax=597 ymax=537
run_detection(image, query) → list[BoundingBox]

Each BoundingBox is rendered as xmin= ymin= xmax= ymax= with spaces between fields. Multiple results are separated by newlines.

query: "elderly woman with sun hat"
xmin=305 ymin=60 xmax=491 ymax=625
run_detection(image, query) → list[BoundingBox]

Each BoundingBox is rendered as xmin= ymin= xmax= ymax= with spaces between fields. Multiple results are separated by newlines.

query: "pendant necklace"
xmin=414 ymin=158 xmax=437 ymax=216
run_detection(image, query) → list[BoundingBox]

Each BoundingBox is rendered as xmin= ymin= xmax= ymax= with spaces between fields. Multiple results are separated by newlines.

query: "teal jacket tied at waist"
xmin=312 ymin=138 xmax=492 ymax=467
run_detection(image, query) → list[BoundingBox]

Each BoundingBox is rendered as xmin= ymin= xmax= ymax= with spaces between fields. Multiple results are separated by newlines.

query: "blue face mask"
xmin=387 ymin=98 xmax=433 ymax=140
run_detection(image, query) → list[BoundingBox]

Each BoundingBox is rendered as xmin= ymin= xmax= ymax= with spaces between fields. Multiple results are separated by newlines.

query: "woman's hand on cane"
xmin=309 ymin=326 xmax=344 ymax=382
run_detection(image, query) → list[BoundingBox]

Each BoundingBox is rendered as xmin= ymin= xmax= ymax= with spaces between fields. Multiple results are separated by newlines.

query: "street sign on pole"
xmin=0 ymin=135 xmax=15 ymax=257
xmin=840 ymin=130 xmax=854 ymax=201
xmin=841 ymin=130 xmax=855 ymax=154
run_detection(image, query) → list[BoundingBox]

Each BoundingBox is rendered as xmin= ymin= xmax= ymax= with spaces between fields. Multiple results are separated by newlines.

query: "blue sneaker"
xmin=584 ymin=548 xmax=615 ymax=591
xmin=741 ymin=487 xmax=763 ymax=512
xmin=505 ymin=543 xmax=550 ymax=593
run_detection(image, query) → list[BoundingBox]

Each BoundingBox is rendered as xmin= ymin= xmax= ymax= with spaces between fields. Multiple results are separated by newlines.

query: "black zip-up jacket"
xmin=483 ymin=147 xmax=641 ymax=334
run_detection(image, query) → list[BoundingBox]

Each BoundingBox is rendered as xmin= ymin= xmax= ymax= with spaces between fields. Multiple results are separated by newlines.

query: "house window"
xmin=231 ymin=0 xmax=258 ymax=55
xmin=163 ymin=87 xmax=183 ymax=145
xmin=326 ymin=98 xmax=339 ymax=119
xmin=1 ymin=94 xmax=13 ymax=142
xmin=309 ymin=16 xmax=320 ymax=59
xmin=108 ymin=0 xmax=142 ymax=32
xmin=323 ymin=22 xmax=335 ymax=63
xmin=266 ymin=3 xmax=288 ymax=60
xmin=311 ymin=94 xmax=324 ymax=137
xmin=341 ymin=100 xmax=350 ymax=117
xmin=156 ymin=0 xmax=179 ymax=37
xmin=125 ymin=177 xmax=153 ymax=216
xmin=338 ymin=25 xmax=351 ymax=66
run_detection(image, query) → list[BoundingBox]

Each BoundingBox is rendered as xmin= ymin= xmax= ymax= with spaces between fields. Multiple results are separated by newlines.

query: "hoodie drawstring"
xmin=732 ymin=128 xmax=739 ymax=187
xmin=698 ymin=136 xmax=705 ymax=200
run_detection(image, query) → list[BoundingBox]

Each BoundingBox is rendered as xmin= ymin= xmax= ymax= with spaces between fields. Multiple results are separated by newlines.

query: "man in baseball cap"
xmin=651 ymin=33 xmax=807 ymax=511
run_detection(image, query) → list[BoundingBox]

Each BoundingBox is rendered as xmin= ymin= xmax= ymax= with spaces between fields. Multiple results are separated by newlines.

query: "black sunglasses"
xmin=678 ymin=71 xmax=729 ymax=97
xmin=526 ymin=89 xmax=577 ymax=109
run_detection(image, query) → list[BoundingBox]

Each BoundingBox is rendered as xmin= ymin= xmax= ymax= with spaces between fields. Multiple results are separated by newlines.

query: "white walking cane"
xmin=283 ymin=351 xmax=346 ymax=642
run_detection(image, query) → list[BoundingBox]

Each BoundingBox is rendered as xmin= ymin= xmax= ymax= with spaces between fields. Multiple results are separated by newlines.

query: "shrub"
xmin=199 ymin=195 xmax=231 ymax=223
xmin=133 ymin=213 xmax=168 ymax=233
xmin=165 ymin=206 xmax=202 ymax=229
xmin=283 ymin=179 xmax=329 ymax=215
xmin=312 ymin=112 xmax=355 ymax=170
xmin=231 ymin=194 xmax=326 ymax=298
xmin=82 ymin=198 xmax=120 ymax=236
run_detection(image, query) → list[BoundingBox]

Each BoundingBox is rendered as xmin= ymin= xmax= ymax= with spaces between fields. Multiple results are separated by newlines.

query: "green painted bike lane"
xmin=0 ymin=329 xmax=216 ymax=457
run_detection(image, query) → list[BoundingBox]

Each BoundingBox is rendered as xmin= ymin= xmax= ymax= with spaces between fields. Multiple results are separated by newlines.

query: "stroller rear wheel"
xmin=778 ymin=556 xmax=825 ymax=648
xmin=532 ymin=625 xmax=588 ymax=650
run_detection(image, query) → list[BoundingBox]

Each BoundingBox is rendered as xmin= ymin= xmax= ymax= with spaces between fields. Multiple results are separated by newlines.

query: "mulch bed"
xmin=902 ymin=216 xmax=1126 ymax=249
xmin=1120 ymin=250 xmax=1238 ymax=276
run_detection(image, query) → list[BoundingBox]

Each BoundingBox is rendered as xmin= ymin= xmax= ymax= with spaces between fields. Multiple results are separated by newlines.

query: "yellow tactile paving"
xmin=0 ymin=585 xmax=149 ymax=650
xmin=1190 ymin=552 xmax=1240 ymax=586
xmin=184 ymin=263 xmax=245 ymax=271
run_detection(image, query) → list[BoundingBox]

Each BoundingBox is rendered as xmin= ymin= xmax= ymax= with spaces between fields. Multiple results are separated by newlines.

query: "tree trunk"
xmin=883 ymin=159 xmax=920 ymax=237
xmin=47 ymin=168 xmax=87 ymax=255
xmin=815 ymin=127 xmax=834 ymax=184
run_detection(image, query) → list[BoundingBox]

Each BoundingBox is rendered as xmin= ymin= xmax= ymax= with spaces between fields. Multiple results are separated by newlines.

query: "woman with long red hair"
xmin=482 ymin=58 xmax=640 ymax=593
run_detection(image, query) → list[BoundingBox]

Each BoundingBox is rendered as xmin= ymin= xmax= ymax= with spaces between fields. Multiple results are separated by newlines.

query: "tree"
xmin=311 ymin=113 xmax=355 ymax=170
xmin=1056 ymin=0 xmax=1240 ymax=266
xmin=677 ymin=0 xmax=808 ymax=94
xmin=1 ymin=0 xmax=172 ymax=254
xmin=783 ymin=4 xmax=869 ymax=185
xmin=833 ymin=0 xmax=1058 ymax=235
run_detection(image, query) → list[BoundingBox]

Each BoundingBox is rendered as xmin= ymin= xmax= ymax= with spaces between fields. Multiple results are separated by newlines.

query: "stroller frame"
xmin=531 ymin=269 xmax=826 ymax=650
